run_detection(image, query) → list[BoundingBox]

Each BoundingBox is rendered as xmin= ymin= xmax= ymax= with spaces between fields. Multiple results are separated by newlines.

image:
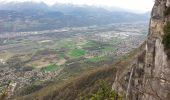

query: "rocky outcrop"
xmin=112 ymin=0 xmax=170 ymax=100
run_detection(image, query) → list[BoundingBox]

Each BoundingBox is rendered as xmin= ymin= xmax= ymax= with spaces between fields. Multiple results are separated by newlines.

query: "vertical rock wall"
xmin=113 ymin=0 xmax=170 ymax=100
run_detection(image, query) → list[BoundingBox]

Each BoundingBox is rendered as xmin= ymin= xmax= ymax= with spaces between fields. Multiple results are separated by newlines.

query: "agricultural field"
xmin=0 ymin=22 xmax=148 ymax=95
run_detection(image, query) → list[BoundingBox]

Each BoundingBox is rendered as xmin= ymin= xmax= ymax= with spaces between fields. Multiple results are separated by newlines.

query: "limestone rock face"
xmin=112 ymin=0 xmax=170 ymax=100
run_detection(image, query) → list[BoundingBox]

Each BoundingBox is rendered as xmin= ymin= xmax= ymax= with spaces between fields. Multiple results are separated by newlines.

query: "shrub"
xmin=163 ymin=22 xmax=170 ymax=58
xmin=164 ymin=6 xmax=170 ymax=16
xmin=0 ymin=92 xmax=8 ymax=100
xmin=21 ymin=84 xmax=43 ymax=95
xmin=90 ymin=80 xmax=124 ymax=100
xmin=90 ymin=80 xmax=116 ymax=100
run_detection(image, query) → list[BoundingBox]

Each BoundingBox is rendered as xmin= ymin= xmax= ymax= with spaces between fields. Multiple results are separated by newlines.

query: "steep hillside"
xmin=112 ymin=0 xmax=170 ymax=100
xmin=15 ymin=45 xmax=141 ymax=100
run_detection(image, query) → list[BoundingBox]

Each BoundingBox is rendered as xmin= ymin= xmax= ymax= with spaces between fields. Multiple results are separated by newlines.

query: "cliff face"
xmin=113 ymin=0 xmax=170 ymax=100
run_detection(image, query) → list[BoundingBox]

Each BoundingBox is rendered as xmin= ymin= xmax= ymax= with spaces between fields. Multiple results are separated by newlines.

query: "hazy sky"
xmin=2 ymin=0 xmax=154 ymax=12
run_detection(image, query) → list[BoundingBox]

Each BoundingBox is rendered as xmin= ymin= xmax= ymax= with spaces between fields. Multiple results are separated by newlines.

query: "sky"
xmin=1 ymin=0 xmax=154 ymax=13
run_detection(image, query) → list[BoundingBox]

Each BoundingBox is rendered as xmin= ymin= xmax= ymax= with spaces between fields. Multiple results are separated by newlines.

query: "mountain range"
xmin=0 ymin=2 xmax=150 ymax=32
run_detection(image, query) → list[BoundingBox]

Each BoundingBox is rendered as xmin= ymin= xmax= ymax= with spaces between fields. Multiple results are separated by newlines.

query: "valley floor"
xmin=0 ymin=22 xmax=148 ymax=98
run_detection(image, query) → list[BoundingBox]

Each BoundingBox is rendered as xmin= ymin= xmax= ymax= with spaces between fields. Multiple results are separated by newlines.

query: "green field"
xmin=68 ymin=49 xmax=86 ymax=58
xmin=86 ymin=57 xmax=109 ymax=63
xmin=42 ymin=64 xmax=60 ymax=72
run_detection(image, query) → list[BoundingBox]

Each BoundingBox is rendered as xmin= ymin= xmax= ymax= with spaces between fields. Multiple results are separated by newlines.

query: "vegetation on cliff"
xmin=163 ymin=22 xmax=170 ymax=58
xmin=164 ymin=6 xmax=170 ymax=16
xmin=90 ymin=80 xmax=124 ymax=100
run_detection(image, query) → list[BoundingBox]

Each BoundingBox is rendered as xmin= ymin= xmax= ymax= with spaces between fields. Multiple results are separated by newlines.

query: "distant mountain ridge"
xmin=0 ymin=2 xmax=150 ymax=32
